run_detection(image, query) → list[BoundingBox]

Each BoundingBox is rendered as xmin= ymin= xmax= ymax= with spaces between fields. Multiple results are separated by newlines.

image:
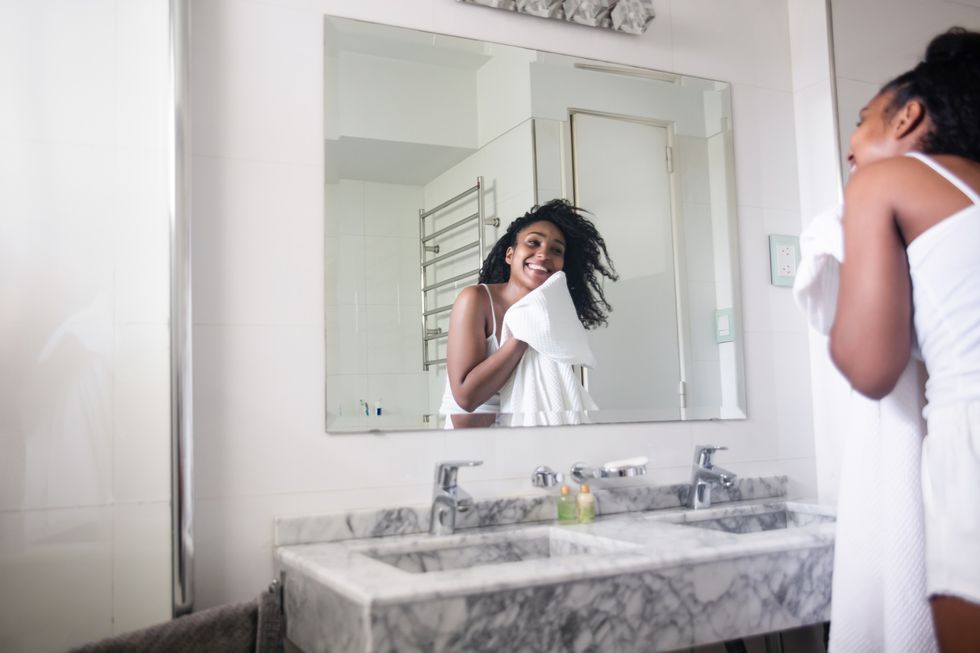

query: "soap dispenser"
xmin=577 ymin=484 xmax=595 ymax=524
xmin=557 ymin=485 xmax=577 ymax=524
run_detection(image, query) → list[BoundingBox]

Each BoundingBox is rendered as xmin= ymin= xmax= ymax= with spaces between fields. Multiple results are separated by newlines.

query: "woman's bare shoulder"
xmin=931 ymin=153 xmax=980 ymax=189
xmin=849 ymin=156 xmax=923 ymax=184
xmin=857 ymin=154 xmax=980 ymax=187
xmin=845 ymin=155 xmax=980 ymax=241
xmin=454 ymin=284 xmax=485 ymax=302
xmin=450 ymin=285 xmax=493 ymax=340
xmin=845 ymin=156 xmax=941 ymax=204
xmin=452 ymin=284 xmax=491 ymax=315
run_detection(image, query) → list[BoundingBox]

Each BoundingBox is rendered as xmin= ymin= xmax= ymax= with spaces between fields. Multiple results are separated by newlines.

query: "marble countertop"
xmin=275 ymin=477 xmax=836 ymax=653
xmin=278 ymin=499 xmax=834 ymax=606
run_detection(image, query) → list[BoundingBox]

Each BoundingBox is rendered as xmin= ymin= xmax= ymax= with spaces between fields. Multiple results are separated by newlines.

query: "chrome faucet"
xmin=570 ymin=456 xmax=648 ymax=485
xmin=688 ymin=445 xmax=736 ymax=510
xmin=429 ymin=460 xmax=483 ymax=536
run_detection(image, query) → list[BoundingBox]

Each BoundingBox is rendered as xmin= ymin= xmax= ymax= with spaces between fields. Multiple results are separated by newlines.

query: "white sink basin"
xmin=654 ymin=501 xmax=834 ymax=535
xmin=360 ymin=527 xmax=637 ymax=574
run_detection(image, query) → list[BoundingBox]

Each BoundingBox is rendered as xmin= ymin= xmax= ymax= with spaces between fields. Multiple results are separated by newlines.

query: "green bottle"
xmin=557 ymin=485 xmax=578 ymax=524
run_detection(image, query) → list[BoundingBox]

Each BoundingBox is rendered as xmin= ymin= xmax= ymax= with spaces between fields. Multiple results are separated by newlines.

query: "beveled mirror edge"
xmin=170 ymin=0 xmax=194 ymax=617
xmin=321 ymin=13 xmax=748 ymax=435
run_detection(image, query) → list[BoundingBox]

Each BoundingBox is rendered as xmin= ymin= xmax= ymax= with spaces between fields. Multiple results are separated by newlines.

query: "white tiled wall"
xmin=325 ymin=180 xmax=426 ymax=423
xmin=0 ymin=0 xmax=172 ymax=650
xmin=786 ymin=0 xmax=845 ymax=505
xmin=190 ymin=0 xmax=820 ymax=609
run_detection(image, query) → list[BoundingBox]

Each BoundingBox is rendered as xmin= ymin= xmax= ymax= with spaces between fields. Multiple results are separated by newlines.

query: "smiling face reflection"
xmin=505 ymin=221 xmax=566 ymax=291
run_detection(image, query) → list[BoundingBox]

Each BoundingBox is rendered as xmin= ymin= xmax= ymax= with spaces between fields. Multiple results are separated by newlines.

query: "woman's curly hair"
xmin=882 ymin=27 xmax=980 ymax=159
xmin=478 ymin=199 xmax=618 ymax=329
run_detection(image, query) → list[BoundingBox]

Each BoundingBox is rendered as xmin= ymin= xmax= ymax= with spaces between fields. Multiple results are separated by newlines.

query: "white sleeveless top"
xmin=439 ymin=285 xmax=501 ymax=426
xmin=905 ymin=152 xmax=980 ymax=418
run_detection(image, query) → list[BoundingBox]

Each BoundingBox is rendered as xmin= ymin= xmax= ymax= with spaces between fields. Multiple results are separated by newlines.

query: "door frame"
xmin=567 ymin=108 xmax=691 ymax=419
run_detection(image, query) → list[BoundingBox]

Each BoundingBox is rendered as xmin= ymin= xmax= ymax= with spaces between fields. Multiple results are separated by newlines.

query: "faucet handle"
xmin=601 ymin=456 xmax=648 ymax=476
xmin=694 ymin=445 xmax=727 ymax=467
xmin=434 ymin=460 xmax=483 ymax=490
xmin=531 ymin=465 xmax=564 ymax=488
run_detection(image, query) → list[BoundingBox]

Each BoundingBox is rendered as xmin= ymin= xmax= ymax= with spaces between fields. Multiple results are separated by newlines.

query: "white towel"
xmin=793 ymin=205 xmax=937 ymax=653
xmin=795 ymin=205 xmax=843 ymax=334
xmin=498 ymin=272 xmax=598 ymax=426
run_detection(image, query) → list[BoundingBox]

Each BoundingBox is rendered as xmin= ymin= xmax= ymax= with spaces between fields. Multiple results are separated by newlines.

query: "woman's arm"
xmin=830 ymin=162 xmax=913 ymax=399
xmin=446 ymin=285 xmax=527 ymax=412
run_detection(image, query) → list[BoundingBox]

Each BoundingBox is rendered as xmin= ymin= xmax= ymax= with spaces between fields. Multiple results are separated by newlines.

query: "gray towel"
xmin=70 ymin=589 xmax=283 ymax=653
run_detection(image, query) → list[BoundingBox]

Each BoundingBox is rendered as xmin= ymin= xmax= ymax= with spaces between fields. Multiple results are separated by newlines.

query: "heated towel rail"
xmin=419 ymin=177 xmax=499 ymax=370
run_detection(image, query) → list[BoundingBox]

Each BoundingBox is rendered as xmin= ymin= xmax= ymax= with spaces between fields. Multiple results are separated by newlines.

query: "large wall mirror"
xmin=324 ymin=16 xmax=747 ymax=432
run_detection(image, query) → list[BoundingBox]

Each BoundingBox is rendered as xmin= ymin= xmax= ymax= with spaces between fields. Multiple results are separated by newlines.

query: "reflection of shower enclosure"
xmin=419 ymin=119 xmax=538 ymax=418
xmin=419 ymin=177 xmax=500 ymax=370
xmin=571 ymin=110 xmax=688 ymax=420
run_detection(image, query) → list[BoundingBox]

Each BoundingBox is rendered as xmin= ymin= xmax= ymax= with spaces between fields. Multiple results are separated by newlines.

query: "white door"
xmin=571 ymin=112 xmax=683 ymax=420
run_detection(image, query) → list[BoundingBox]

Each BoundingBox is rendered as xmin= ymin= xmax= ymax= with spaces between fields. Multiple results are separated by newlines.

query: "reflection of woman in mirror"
xmin=440 ymin=199 xmax=617 ymax=429
xmin=830 ymin=28 xmax=980 ymax=652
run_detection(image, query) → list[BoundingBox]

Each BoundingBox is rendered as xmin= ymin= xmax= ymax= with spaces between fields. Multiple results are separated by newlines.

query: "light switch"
xmin=769 ymin=234 xmax=800 ymax=287
xmin=717 ymin=314 xmax=730 ymax=335
xmin=715 ymin=308 xmax=735 ymax=343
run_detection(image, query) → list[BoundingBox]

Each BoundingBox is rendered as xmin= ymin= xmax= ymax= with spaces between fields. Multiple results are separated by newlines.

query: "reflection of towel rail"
xmin=419 ymin=177 xmax=489 ymax=371
xmin=422 ymin=269 xmax=479 ymax=293
xmin=422 ymin=240 xmax=479 ymax=267
xmin=422 ymin=212 xmax=480 ymax=243
xmin=420 ymin=183 xmax=479 ymax=219
xmin=423 ymin=304 xmax=453 ymax=317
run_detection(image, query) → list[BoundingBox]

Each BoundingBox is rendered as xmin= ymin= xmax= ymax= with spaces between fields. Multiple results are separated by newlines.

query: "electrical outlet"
xmin=769 ymin=234 xmax=800 ymax=287
xmin=777 ymin=244 xmax=796 ymax=277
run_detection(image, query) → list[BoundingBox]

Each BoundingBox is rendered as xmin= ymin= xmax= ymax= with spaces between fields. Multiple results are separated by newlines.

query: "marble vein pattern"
xmin=284 ymin=570 xmax=369 ymax=653
xmin=366 ymin=547 xmax=833 ymax=653
xmin=274 ymin=475 xmax=788 ymax=547
xmin=277 ymin=483 xmax=832 ymax=653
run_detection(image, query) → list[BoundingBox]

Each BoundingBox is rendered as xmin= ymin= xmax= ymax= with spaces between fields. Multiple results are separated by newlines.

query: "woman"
xmin=441 ymin=199 xmax=617 ymax=428
xmin=831 ymin=27 xmax=980 ymax=652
